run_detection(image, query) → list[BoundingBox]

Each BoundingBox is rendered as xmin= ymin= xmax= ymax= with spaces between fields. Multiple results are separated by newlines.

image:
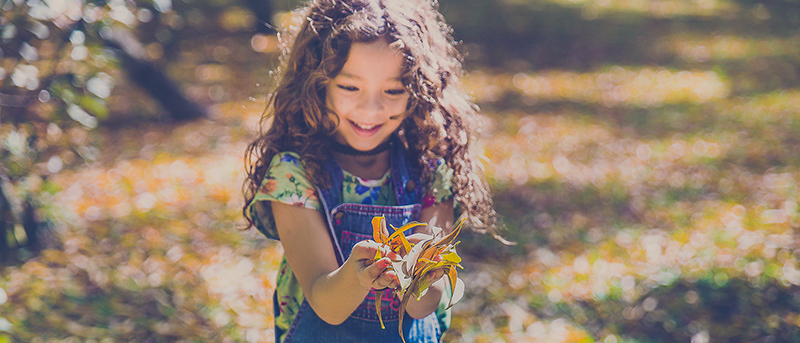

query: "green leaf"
xmin=77 ymin=95 xmax=108 ymax=119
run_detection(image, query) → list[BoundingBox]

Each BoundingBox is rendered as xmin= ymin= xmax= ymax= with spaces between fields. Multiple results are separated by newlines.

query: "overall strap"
xmin=389 ymin=137 xmax=423 ymax=206
xmin=319 ymin=157 xmax=345 ymax=207
xmin=316 ymin=158 xmax=346 ymax=265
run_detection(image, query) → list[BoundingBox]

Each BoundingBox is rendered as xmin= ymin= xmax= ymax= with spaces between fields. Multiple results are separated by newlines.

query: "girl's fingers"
xmin=386 ymin=278 xmax=399 ymax=290
xmin=378 ymin=259 xmax=402 ymax=288
xmin=353 ymin=240 xmax=398 ymax=261
xmin=376 ymin=267 xmax=399 ymax=289
xmin=362 ymin=257 xmax=397 ymax=287
xmin=351 ymin=240 xmax=380 ymax=260
xmin=366 ymin=258 xmax=390 ymax=279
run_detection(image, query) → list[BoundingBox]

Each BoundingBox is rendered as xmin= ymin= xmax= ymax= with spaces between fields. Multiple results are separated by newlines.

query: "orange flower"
xmin=260 ymin=179 xmax=278 ymax=194
xmin=303 ymin=188 xmax=318 ymax=201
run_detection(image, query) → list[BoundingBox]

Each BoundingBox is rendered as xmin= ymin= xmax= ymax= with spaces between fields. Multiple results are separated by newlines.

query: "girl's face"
xmin=326 ymin=39 xmax=409 ymax=151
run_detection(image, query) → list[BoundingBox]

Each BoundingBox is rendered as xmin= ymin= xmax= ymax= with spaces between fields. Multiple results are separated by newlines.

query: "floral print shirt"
xmin=248 ymin=152 xmax=453 ymax=341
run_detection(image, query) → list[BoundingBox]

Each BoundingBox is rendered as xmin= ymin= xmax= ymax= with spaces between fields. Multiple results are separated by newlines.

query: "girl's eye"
xmin=385 ymin=89 xmax=406 ymax=96
xmin=337 ymin=85 xmax=358 ymax=92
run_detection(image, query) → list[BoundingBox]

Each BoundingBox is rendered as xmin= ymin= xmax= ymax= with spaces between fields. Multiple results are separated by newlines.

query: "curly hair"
xmin=243 ymin=0 xmax=499 ymax=235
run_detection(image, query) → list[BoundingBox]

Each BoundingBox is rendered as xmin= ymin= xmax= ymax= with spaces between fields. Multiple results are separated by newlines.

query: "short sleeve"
xmin=248 ymin=152 xmax=321 ymax=239
xmin=422 ymin=159 xmax=454 ymax=209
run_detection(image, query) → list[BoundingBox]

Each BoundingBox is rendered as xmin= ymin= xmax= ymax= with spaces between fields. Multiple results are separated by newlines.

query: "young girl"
xmin=243 ymin=0 xmax=498 ymax=341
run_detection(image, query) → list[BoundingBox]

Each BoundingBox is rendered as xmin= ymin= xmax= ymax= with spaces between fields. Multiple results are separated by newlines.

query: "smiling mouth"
xmin=350 ymin=120 xmax=382 ymax=134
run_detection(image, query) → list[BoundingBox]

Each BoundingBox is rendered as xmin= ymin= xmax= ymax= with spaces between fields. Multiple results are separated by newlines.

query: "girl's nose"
xmin=357 ymin=92 xmax=384 ymax=116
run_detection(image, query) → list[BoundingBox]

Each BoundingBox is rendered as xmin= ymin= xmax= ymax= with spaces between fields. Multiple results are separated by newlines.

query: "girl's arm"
xmin=402 ymin=198 xmax=455 ymax=319
xmin=271 ymin=201 xmax=400 ymax=325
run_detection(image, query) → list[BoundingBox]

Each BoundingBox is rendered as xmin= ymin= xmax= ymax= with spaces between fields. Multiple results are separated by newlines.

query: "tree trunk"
xmin=243 ymin=0 xmax=276 ymax=33
xmin=0 ymin=180 xmax=14 ymax=262
xmin=104 ymin=28 xmax=209 ymax=122
xmin=22 ymin=198 xmax=38 ymax=252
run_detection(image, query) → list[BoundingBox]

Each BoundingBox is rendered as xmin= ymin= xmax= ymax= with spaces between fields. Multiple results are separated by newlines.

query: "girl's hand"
xmin=350 ymin=240 xmax=401 ymax=290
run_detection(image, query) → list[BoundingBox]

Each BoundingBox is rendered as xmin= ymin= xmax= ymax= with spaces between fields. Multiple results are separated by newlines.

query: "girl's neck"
xmin=329 ymin=139 xmax=391 ymax=156
xmin=333 ymin=150 xmax=391 ymax=180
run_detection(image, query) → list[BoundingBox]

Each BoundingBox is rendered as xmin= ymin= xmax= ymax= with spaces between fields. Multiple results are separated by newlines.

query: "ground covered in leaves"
xmin=3 ymin=0 xmax=800 ymax=342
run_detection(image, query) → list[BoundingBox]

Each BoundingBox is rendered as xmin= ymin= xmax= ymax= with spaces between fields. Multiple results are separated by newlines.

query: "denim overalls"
xmin=280 ymin=139 xmax=442 ymax=343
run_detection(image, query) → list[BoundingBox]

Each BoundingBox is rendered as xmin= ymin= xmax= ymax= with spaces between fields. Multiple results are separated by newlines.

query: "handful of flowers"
xmin=371 ymin=216 xmax=466 ymax=342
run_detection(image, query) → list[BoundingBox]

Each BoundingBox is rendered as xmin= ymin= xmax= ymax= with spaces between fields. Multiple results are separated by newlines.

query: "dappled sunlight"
xmin=718 ymin=90 xmax=800 ymax=124
xmin=478 ymin=113 xmax=727 ymax=191
xmin=538 ymin=0 xmax=734 ymax=18
xmin=478 ymin=113 xmax=621 ymax=187
xmin=527 ymin=200 xmax=800 ymax=302
xmin=53 ymin=153 xmax=243 ymax=222
xmin=463 ymin=67 xmax=729 ymax=107
xmin=215 ymin=98 xmax=270 ymax=132
xmin=462 ymin=99 xmax=800 ymax=341
xmin=464 ymin=66 xmax=800 ymax=338
xmin=450 ymin=264 xmax=597 ymax=343
xmin=1 ymin=115 xmax=283 ymax=341
xmin=661 ymin=34 xmax=800 ymax=63
xmin=200 ymin=247 xmax=278 ymax=342
xmin=479 ymin=197 xmax=800 ymax=342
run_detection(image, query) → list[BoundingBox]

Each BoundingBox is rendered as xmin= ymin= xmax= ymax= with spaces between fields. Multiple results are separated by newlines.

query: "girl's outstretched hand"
xmin=350 ymin=240 xmax=401 ymax=290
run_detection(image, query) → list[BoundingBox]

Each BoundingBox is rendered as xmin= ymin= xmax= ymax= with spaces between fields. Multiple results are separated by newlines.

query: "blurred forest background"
xmin=2 ymin=0 xmax=800 ymax=342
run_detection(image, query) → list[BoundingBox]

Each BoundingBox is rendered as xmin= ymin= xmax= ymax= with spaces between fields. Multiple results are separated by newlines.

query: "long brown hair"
xmin=243 ymin=0 xmax=499 ymax=235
